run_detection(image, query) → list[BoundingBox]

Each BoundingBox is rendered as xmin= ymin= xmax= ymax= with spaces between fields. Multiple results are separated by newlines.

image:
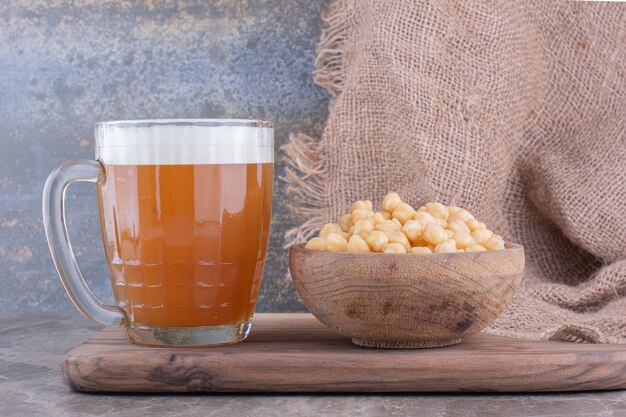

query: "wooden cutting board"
xmin=62 ymin=313 xmax=626 ymax=393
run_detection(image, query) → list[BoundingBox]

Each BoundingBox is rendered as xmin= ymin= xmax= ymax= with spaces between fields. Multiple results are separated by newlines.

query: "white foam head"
xmin=95 ymin=119 xmax=273 ymax=165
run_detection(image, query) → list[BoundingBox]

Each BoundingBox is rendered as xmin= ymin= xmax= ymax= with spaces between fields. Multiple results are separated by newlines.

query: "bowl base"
xmin=352 ymin=337 xmax=462 ymax=349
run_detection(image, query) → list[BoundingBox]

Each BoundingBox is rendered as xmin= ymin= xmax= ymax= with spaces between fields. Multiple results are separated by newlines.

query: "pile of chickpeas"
xmin=305 ymin=193 xmax=505 ymax=254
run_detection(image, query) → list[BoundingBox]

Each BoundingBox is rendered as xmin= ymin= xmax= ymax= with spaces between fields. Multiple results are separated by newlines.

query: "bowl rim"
xmin=290 ymin=242 xmax=523 ymax=256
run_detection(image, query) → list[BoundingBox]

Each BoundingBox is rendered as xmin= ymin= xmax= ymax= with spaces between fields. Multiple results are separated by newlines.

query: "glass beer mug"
xmin=43 ymin=119 xmax=273 ymax=347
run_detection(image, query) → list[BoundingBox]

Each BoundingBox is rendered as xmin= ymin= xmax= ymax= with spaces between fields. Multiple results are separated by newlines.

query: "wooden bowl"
xmin=289 ymin=243 xmax=524 ymax=348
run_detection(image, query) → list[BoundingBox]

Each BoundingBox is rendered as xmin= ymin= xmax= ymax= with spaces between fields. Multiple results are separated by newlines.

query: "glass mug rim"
xmin=95 ymin=118 xmax=274 ymax=129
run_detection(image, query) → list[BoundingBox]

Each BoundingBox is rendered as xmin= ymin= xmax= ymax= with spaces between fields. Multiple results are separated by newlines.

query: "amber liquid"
xmin=97 ymin=163 xmax=273 ymax=327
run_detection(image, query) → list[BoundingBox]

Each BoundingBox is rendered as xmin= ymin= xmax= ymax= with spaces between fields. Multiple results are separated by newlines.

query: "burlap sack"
xmin=283 ymin=0 xmax=626 ymax=343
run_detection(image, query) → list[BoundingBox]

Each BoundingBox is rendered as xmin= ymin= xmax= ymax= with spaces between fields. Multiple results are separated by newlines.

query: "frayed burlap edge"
xmin=312 ymin=0 xmax=347 ymax=98
xmin=281 ymin=133 xmax=328 ymax=247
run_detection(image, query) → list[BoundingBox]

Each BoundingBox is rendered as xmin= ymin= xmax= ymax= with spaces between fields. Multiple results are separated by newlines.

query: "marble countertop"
xmin=1 ymin=313 xmax=625 ymax=417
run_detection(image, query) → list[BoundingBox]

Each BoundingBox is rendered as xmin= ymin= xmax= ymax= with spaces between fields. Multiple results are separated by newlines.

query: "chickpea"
xmin=482 ymin=235 xmax=505 ymax=251
xmin=447 ymin=220 xmax=471 ymax=234
xmin=352 ymin=219 xmax=375 ymax=238
xmin=372 ymin=211 xmax=392 ymax=225
xmin=425 ymin=202 xmax=449 ymax=220
xmin=320 ymin=223 xmax=343 ymax=238
xmin=452 ymin=231 xmax=474 ymax=249
xmin=375 ymin=220 xmax=401 ymax=233
xmin=347 ymin=235 xmax=370 ymax=253
xmin=305 ymin=236 xmax=326 ymax=251
xmin=339 ymin=213 xmax=353 ymax=232
xmin=412 ymin=238 xmax=430 ymax=247
xmin=402 ymin=220 xmax=424 ymax=243
xmin=381 ymin=192 xmax=402 ymax=212
xmin=471 ymin=229 xmax=493 ymax=244
xmin=351 ymin=208 xmax=373 ymax=223
xmin=308 ymin=196 xmax=505 ymax=254
xmin=434 ymin=239 xmax=457 ymax=253
xmin=383 ymin=243 xmax=407 ymax=254
xmin=466 ymin=243 xmax=487 ymax=252
xmin=326 ymin=232 xmax=348 ymax=252
xmin=448 ymin=209 xmax=474 ymax=223
xmin=385 ymin=230 xmax=411 ymax=250
xmin=410 ymin=246 xmax=432 ymax=254
xmin=413 ymin=211 xmax=436 ymax=225
xmin=422 ymin=223 xmax=447 ymax=245
xmin=365 ymin=230 xmax=389 ymax=252
xmin=350 ymin=200 xmax=373 ymax=213
xmin=392 ymin=202 xmax=417 ymax=225
xmin=465 ymin=218 xmax=486 ymax=232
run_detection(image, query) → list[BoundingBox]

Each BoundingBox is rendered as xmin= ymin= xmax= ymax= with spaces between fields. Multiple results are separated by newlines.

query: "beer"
xmin=94 ymin=120 xmax=273 ymax=339
xmin=98 ymin=162 xmax=272 ymax=327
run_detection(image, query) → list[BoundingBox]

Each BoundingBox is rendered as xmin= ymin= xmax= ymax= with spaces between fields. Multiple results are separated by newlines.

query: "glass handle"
xmin=43 ymin=160 xmax=125 ymax=326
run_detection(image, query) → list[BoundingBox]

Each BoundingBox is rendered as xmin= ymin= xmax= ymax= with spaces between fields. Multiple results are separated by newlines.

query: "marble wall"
xmin=0 ymin=0 xmax=330 ymax=312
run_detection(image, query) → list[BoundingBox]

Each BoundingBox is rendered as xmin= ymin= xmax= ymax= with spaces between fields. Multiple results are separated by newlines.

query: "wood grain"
xmin=289 ymin=243 xmax=525 ymax=348
xmin=62 ymin=313 xmax=626 ymax=393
